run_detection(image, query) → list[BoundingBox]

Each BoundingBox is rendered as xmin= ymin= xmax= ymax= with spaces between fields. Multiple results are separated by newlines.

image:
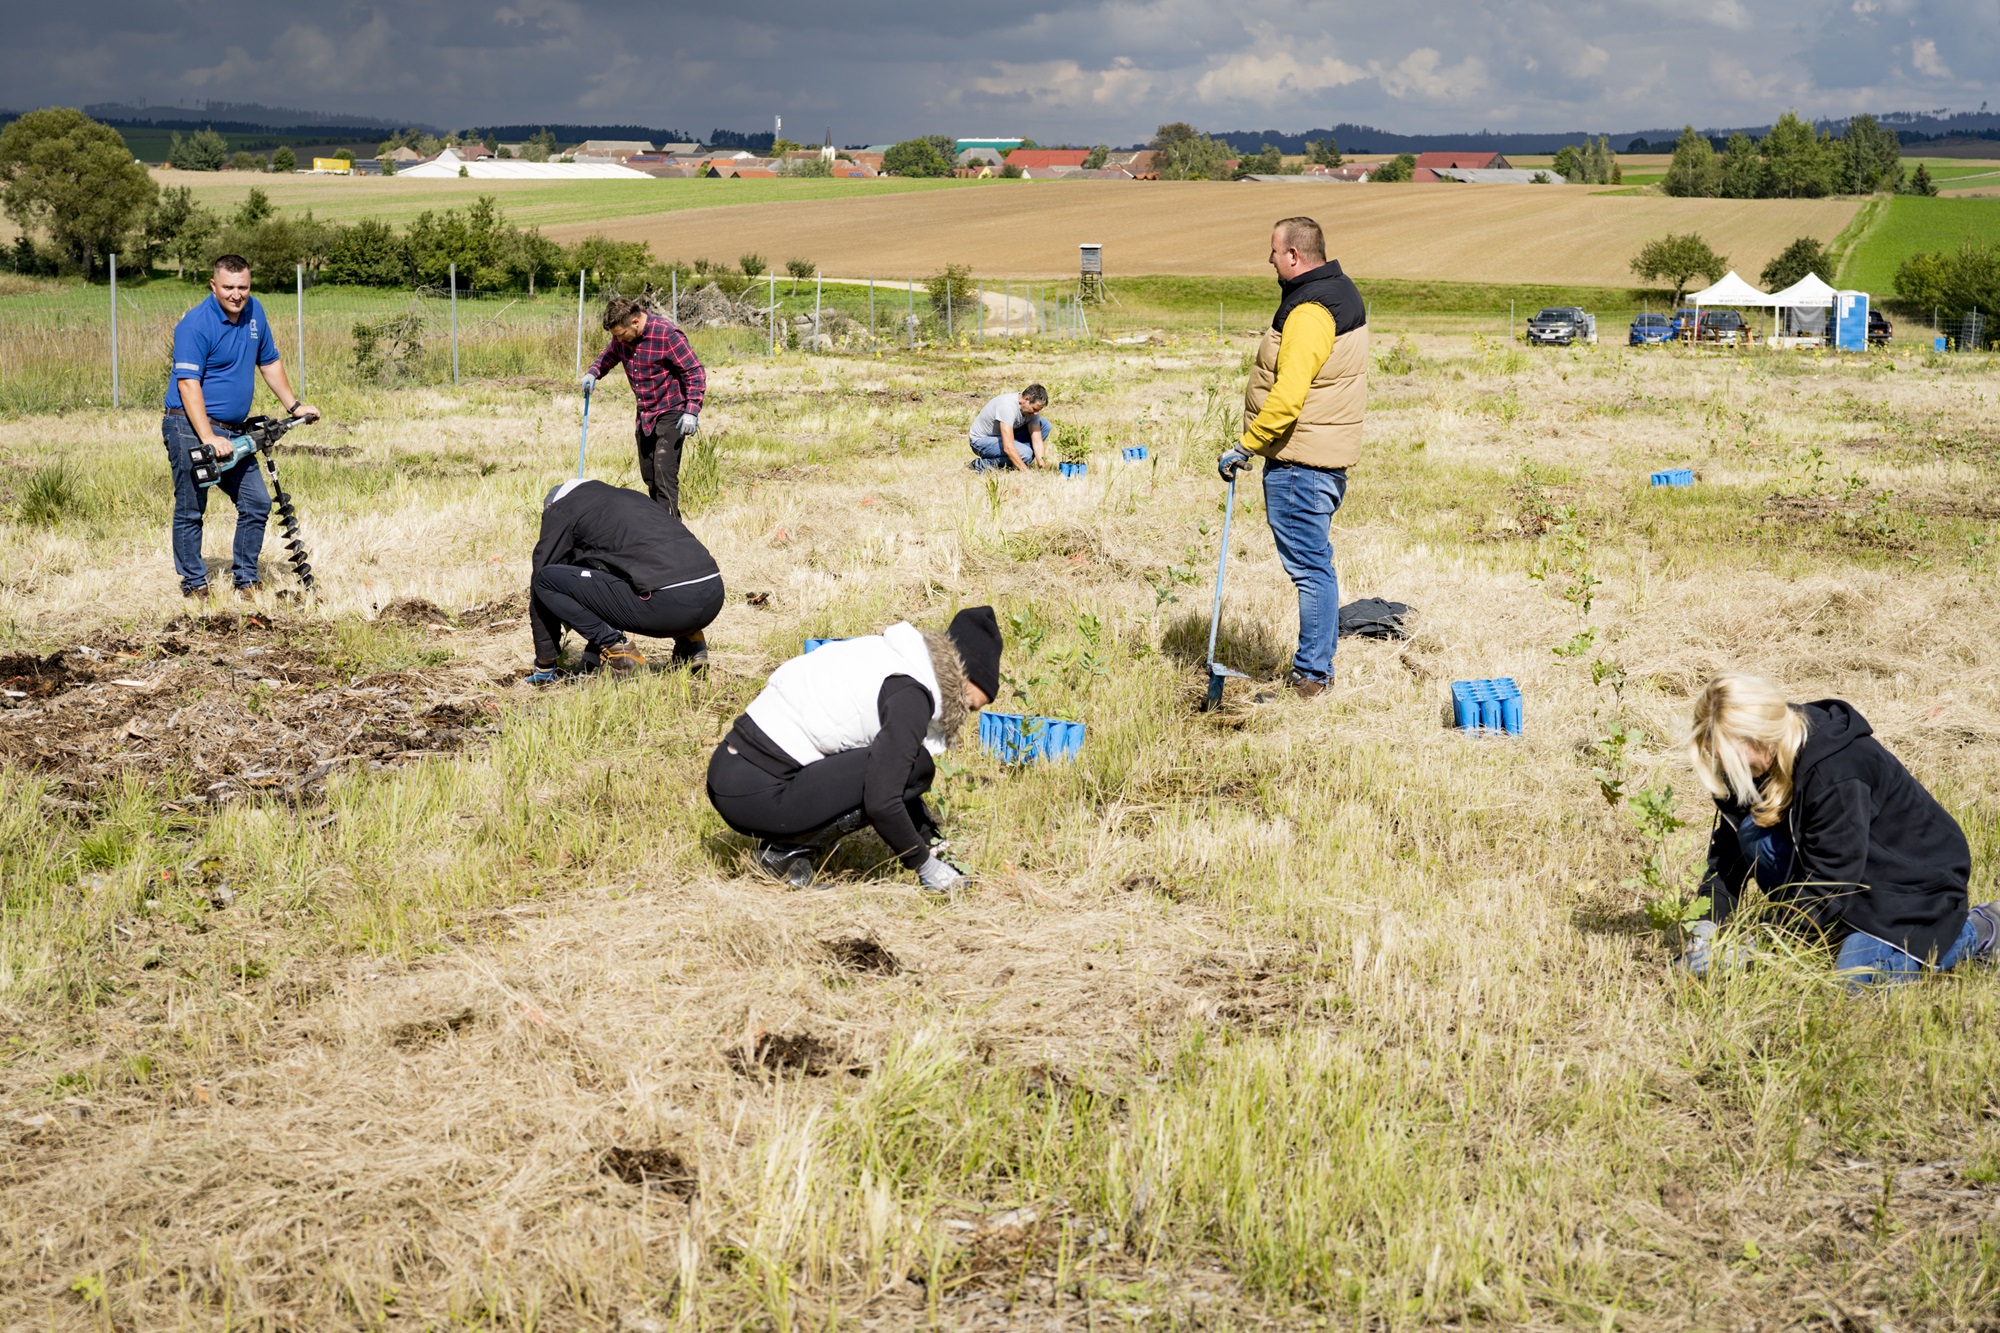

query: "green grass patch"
xmin=1840 ymin=195 xmax=2000 ymax=294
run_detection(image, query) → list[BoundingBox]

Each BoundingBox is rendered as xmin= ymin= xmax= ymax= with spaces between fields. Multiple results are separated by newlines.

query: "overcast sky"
xmin=7 ymin=0 xmax=1996 ymax=140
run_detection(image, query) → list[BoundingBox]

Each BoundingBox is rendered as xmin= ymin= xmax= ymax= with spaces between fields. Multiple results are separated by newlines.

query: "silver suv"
xmin=1527 ymin=306 xmax=1597 ymax=346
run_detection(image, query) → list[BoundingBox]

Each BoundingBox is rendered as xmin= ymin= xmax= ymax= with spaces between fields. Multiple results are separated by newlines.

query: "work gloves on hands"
xmin=1679 ymin=919 xmax=1753 ymax=977
xmin=679 ymin=412 xmax=699 ymax=436
xmin=916 ymin=854 xmax=968 ymax=894
xmin=580 ymin=373 xmax=596 ymax=393
xmin=1217 ymin=446 xmax=1252 ymax=482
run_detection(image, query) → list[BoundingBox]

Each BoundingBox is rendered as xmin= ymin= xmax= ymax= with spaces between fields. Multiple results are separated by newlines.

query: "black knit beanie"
xmin=947 ymin=605 xmax=1003 ymax=700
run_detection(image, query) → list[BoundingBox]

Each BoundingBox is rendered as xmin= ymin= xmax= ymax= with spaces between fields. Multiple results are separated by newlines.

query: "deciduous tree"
xmin=1661 ymin=126 xmax=1720 ymax=197
xmin=1149 ymin=123 xmax=1231 ymax=180
xmin=1760 ymin=236 xmax=1835 ymax=290
xmin=883 ymin=137 xmax=953 ymax=177
xmin=168 ymin=127 xmax=229 ymax=171
xmin=1631 ymin=232 xmax=1729 ymax=305
xmin=0 ymin=106 xmax=157 ymax=275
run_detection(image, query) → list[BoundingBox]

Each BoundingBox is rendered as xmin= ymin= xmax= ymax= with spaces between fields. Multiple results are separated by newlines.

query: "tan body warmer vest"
xmin=1242 ymin=319 xmax=1368 ymax=469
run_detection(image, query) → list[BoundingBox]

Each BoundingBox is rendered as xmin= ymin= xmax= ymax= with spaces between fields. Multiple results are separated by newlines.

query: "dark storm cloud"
xmin=4 ymin=0 xmax=1995 ymax=139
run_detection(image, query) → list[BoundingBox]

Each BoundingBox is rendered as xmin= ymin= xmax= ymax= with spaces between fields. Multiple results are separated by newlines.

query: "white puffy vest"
xmin=744 ymin=622 xmax=947 ymax=767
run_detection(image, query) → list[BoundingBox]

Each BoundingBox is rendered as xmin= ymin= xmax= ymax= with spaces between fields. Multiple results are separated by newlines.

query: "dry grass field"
xmin=4 ymin=319 xmax=2000 ymax=1331
xmin=548 ymin=182 xmax=1863 ymax=285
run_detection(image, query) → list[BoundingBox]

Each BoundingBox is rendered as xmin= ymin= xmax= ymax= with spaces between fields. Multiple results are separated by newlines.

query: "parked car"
xmin=1868 ymin=309 xmax=1893 ymax=346
xmin=1674 ymin=309 xmax=1747 ymax=344
xmin=1527 ymin=306 xmax=1597 ymax=346
xmin=1629 ymin=312 xmax=1675 ymax=345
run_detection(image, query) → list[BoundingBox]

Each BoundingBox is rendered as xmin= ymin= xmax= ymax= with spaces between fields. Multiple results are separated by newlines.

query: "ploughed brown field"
xmin=547 ymin=181 xmax=1864 ymax=284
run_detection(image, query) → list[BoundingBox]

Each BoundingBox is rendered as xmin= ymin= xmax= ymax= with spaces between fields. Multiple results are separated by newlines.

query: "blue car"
xmin=1630 ymin=312 xmax=1675 ymax=345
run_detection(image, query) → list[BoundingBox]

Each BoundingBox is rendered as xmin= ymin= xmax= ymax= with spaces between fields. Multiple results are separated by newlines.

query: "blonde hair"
xmin=1686 ymin=673 xmax=1809 ymax=827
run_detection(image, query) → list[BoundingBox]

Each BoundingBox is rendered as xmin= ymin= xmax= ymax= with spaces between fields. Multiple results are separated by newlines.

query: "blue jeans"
xmin=969 ymin=418 xmax=1053 ymax=471
xmin=1836 ymin=916 xmax=1979 ymax=988
xmin=1737 ymin=814 xmax=1794 ymax=892
xmin=1261 ymin=460 xmax=1348 ymax=681
xmin=162 ymin=413 xmax=270 ymax=591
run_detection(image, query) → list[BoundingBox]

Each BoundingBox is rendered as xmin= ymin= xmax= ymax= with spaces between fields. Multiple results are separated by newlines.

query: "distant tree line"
xmin=1660 ymin=113 xmax=1921 ymax=198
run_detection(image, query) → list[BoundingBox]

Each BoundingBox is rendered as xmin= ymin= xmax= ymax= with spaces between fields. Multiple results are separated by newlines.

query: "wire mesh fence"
xmin=0 ymin=270 xmax=1160 ymax=417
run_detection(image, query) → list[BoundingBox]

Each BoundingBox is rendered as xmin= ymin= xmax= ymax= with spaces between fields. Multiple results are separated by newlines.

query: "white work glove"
xmin=580 ymin=373 xmax=596 ymax=393
xmin=678 ymin=412 xmax=699 ymax=436
xmin=1217 ymin=446 xmax=1251 ymax=481
xmin=916 ymin=854 xmax=967 ymax=894
xmin=1680 ymin=920 xmax=1718 ymax=976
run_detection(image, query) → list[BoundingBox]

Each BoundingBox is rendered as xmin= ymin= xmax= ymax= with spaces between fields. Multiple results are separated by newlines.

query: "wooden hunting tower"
xmin=1078 ymin=243 xmax=1105 ymax=303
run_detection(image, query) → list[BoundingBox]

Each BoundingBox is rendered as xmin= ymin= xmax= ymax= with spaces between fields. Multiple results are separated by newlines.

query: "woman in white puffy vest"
xmin=707 ymin=607 xmax=1003 ymax=891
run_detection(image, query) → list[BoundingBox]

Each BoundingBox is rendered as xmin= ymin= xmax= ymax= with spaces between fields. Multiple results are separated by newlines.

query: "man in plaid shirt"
xmin=581 ymin=294 xmax=708 ymax=516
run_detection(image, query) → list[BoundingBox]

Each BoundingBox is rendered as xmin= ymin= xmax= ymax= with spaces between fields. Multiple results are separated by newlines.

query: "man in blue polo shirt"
xmin=163 ymin=254 xmax=319 ymax=599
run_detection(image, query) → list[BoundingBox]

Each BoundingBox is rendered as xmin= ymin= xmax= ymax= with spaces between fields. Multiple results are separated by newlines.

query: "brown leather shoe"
xmin=600 ymin=642 xmax=646 ymax=674
xmin=1288 ymin=672 xmax=1328 ymax=700
xmin=234 ymin=583 xmax=262 ymax=601
xmin=183 ymin=584 xmax=213 ymax=600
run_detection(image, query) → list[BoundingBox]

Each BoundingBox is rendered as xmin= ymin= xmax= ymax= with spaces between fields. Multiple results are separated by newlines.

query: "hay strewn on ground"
xmin=3 ymin=327 xmax=2000 ymax=1330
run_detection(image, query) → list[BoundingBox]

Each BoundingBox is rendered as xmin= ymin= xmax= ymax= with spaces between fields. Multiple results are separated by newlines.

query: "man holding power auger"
xmin=1216 ymin=217 xmax=1368 ymax=700
xmin=163 ymin=254 xmax=319 ymax=599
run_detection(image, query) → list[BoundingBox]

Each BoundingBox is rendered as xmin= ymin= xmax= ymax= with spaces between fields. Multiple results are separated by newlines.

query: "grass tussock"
xmin=2 ymin=316 xmax=2000 ymax=1330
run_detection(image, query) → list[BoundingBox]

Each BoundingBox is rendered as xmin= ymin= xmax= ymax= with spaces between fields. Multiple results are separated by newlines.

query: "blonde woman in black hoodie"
xmin=1685 ymin=673 xmax=1998 ymax=986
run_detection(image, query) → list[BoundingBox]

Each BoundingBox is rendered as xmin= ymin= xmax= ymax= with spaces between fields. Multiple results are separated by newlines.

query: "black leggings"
xmin=707 ymin=743 xmax=936 ymax=847
xmin=532 ymin=567 xmax=722 ymax=655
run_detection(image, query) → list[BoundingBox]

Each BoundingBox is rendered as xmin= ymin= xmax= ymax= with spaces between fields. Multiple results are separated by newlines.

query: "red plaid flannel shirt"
xmin=588 ymin=316 xmax=707 ymax=432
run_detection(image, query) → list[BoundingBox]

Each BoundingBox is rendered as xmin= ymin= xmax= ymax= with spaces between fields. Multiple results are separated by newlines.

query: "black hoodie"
xmin=1700 ymin=699 xmax=1969 ymax=962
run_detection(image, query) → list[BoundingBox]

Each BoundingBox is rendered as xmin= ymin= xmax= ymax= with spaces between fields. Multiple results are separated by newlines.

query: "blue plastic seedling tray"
xmin=1059 ymin=462 xmax=1088 ymax=478
xmin=1450 ymin=678 xmax=1524 ymax=735
xmin=978 ymin=711 xmax=1086 ymax=764
xmin=802 ymin=637 xmax=848 ymax=653
xmin=1120 ymin=446 xmax=1149 ymax=462
xmin=1650 ymin=469 xmax=1694 ymax=487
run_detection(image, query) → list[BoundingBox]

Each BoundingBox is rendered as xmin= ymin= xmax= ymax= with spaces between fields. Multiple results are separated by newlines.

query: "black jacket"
xmin=532 ymin=481 xmax=719 ymax=592
xmin=725 ymin=676 xmax=938 ymax=869
xmin=1701 ymin=699 xmax=1969 ymax=961
xmin=1271 ymin=259 xmax=1367 ymax=337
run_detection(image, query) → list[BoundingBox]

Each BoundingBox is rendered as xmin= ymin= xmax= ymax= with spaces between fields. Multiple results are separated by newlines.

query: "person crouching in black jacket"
xmin=1684 ymin=672 xmax=1997 ymax=986
xmin=706 ymin=607 xmax=1002 ymax=893
xmin=529 ymin=479 xmax=724 ymax=681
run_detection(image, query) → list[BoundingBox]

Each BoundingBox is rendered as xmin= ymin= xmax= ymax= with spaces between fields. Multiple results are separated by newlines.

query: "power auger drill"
xmin=186 ymin=414 xmax=317 ymax=593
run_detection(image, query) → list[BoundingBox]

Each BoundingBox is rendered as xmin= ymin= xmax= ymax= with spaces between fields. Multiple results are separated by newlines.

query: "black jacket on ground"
xmin=532 ymin=480 xmax=719 ymax=593
xmin=1701 ymin=699 xmax=1969 ymax=962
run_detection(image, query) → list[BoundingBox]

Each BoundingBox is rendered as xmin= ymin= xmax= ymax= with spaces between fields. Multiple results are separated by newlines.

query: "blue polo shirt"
xmin=164 ymin=294 xmax=280 ymax=423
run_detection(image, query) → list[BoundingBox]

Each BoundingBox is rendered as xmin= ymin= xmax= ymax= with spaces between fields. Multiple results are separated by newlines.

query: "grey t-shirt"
xmin=971 ymin=392 xmax=1037 ymax=440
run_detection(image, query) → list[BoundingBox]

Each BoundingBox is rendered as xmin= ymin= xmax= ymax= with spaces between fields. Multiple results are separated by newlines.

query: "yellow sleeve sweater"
xmin=1240 ymin=303 xmax=1337 ymax=453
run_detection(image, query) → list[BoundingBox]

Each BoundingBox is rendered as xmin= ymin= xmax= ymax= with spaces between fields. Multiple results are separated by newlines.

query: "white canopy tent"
xmin=1686 ymin=271 xmax=1774 ymax=308
xmin=1767 ymin=272 xmax=1838 ymax=340
xmin=1685 ymin=270 xmax=1781 ymax=344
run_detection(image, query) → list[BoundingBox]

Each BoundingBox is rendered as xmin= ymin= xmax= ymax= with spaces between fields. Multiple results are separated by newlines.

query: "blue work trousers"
xmin=162 ymin=412 xmax=269 ymax=591
xmin=1261 ymin=460 xmax=1348 ymax=681
xmin=969 ymin=418 xmax=1054 ymax=471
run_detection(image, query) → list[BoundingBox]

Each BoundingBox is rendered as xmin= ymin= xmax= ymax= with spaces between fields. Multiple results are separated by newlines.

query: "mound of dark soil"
xmin=0 ymin=612 xmax=504 ymax=802
xmin=727 ymin=1031 xmax=855 ymax=1078
xmin=599 ymin=1147 xmax=698 ymax=1199
xmin=0 ymin=650 xmax=86 ymax=699
xmin=822 ymin=936 xmax=901 ymax=974
xmin=377 ymin=597 xmax=456 ymax=627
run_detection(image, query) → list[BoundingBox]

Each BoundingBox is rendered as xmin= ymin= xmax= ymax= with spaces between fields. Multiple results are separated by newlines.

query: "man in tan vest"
xmin=1219 ymin=215 xmax=1368 ymax=699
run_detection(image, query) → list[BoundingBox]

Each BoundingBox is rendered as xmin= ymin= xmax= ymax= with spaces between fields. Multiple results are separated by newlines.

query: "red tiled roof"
xmin=1413 ymin=151 xmax=1509 ymax=170
xmin=1003 ymin=149 xmax=1091 ymax=168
